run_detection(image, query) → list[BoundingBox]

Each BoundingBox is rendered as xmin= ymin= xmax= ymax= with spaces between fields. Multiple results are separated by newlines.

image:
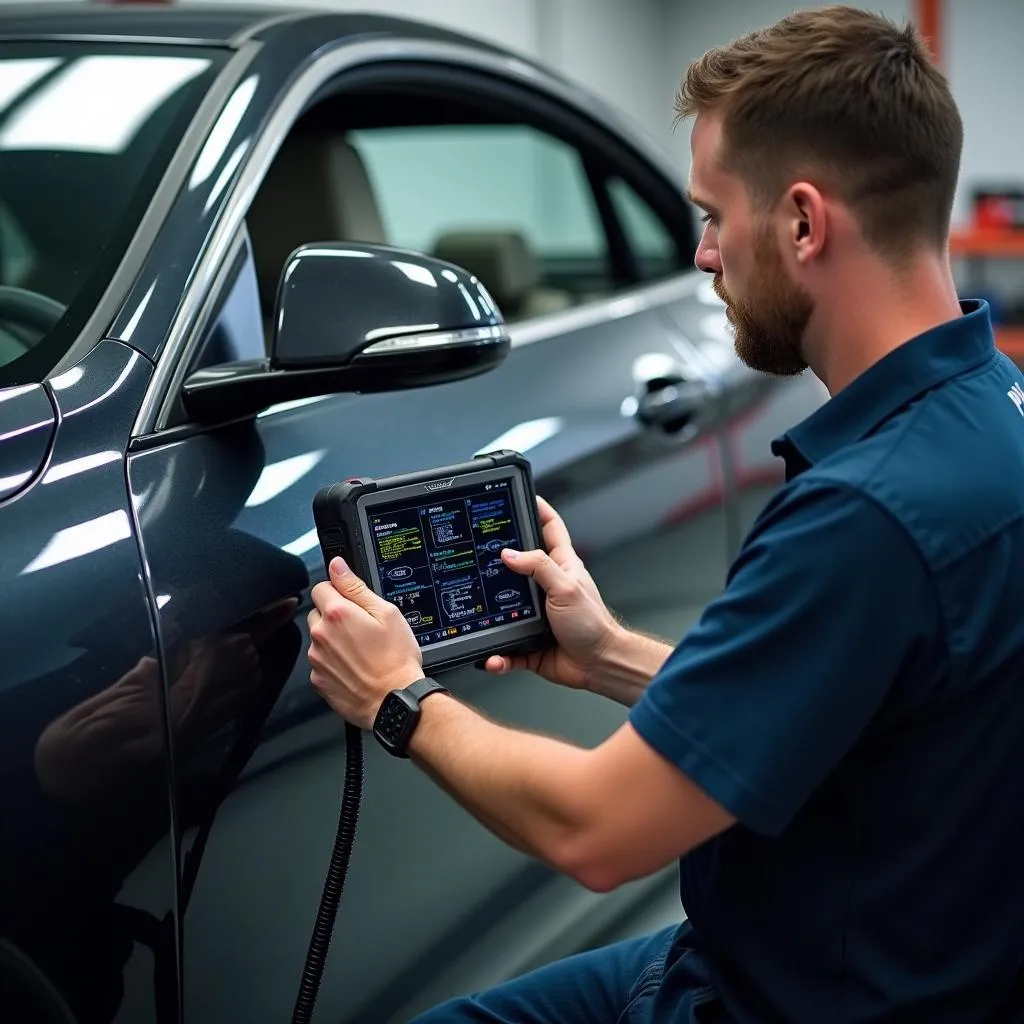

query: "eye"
xmin=699 ymin=212 xmax=717 ymax=227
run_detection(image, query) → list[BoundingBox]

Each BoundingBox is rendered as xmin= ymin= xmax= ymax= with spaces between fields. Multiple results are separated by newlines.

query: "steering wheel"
xmin=0 ymin=285 xmax=67 ymax=333
xmin=0 ymin=286 xmax=67 ymax=365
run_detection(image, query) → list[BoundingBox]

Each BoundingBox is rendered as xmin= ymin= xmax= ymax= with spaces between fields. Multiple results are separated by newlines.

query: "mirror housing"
xmin=182 ymin=243 xmax=511 ymax=425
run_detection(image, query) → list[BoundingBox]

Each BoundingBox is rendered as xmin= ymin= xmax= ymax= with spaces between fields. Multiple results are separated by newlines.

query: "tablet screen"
xmin=366 ymin=478 xmax=540 ymax=646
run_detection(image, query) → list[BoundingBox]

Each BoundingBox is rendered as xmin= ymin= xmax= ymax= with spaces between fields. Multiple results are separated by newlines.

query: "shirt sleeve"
xmin=628 ymin=477 xmax=942 ymax=835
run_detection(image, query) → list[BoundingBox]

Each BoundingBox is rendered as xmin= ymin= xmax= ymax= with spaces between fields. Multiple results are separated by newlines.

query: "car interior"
xmin=0 ymin=146 xmax=159 ymax=370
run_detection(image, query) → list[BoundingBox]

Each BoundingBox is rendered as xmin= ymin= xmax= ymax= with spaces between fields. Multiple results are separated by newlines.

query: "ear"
xmin=782 ymin=181 xmax=827 ymax=264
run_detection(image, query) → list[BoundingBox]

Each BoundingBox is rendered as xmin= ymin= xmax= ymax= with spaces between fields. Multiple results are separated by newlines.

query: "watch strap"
xmin=404 ymin=676 xmax=449 ymax=703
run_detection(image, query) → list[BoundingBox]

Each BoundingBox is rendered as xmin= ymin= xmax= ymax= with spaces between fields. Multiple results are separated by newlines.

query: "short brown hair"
xmin=676 ymin=5 xmax=963 ymax=262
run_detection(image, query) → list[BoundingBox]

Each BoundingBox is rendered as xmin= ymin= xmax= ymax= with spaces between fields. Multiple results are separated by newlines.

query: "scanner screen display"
xmin=367 ymin=479 xmax=539 ymax=646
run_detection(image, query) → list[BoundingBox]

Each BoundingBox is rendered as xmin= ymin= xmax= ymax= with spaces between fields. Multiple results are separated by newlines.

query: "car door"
xmin=0 ymin=38 xmax=231 ymax=1024
xmin=0 ymin=345 xmax=182 ymax=1024
xmin=129 ymin=48 xmax=733 ymax=1024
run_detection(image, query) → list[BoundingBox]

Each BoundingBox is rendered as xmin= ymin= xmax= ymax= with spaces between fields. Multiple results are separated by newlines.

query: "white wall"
xmin=549 ymin=0 xmax=672 ymax=153
xmin=658 ymin=0 xmax=1024 ymax=230
xmin=659 ymin=0 xmax=912 ymax=191
xmin=945 ymin=0 xmax=1024 ymax=227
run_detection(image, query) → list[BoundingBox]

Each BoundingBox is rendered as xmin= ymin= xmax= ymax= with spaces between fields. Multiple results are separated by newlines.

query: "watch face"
xmin=379 ymin=696 xmax=410 ymax=740
xmin=374 ymin=691 xmax=418 ymax=754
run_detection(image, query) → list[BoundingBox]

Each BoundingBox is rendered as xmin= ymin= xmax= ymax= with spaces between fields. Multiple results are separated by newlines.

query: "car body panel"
xmin=0 ymin=340 xmax=180 ymax=1024
xmin=0 ymin=382 xmax=54 ymax=502
xmin=0 ymin=7 xmax=826 ymax=1024
xmin=126 ymin=232 xmax=727 ymax=1022
xmin=0 ymin=2 xmax=297 ymax=44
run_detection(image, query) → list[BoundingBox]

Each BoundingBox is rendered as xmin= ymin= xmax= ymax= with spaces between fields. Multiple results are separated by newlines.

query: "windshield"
xmin=0 ymin=41 xmax=227 ymax=387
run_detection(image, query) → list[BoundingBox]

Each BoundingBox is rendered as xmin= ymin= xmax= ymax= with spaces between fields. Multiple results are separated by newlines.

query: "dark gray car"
xmin=0 ymin=5 xmax=826 ymax=1023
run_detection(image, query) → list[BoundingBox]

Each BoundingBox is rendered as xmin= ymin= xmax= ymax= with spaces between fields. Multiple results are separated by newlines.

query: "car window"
xmin=348 ymin=124 xmax=611 ymax=321
xmin=244 ymin=80 xmax=692 ymax=343
xmin=0 ymin=42 xmax=227 ymax=387
xmin=606 ymin=175 xmax=681 ymax=282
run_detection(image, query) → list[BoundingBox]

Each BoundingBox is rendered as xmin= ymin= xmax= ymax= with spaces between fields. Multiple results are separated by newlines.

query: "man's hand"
xmin=483 ymin=497 xmax=624 ymax=689
xmin=308 ymin=557 xmax=424 ymax=729
xmin=486 ymin=498 xmax=673 ymax=704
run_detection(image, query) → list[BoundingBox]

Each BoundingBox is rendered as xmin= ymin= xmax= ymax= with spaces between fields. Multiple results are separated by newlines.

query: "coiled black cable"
xmin=291 ymin=721 xmax=364 ymax=1024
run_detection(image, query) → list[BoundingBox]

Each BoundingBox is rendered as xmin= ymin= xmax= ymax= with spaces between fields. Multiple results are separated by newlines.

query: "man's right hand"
xmin=483 ymin=497 xmax=628 ymax=691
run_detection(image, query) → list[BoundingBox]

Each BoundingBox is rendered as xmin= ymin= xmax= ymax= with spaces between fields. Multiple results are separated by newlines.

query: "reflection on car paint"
xmin=0 ymin=342 xmax=177 ymax=1023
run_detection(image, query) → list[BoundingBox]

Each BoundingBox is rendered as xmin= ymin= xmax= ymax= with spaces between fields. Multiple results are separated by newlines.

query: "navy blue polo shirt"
xmin=629 ymin=300 xmax=1024 ymax=1023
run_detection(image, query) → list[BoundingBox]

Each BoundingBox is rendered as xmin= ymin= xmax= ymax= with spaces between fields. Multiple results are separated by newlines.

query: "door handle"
xmin=635 ymin=376 xmax=714 ymax=434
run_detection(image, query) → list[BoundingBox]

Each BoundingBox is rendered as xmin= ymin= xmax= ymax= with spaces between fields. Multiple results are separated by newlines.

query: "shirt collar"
xmin=772 ymin=299 xmax=995 ymax=478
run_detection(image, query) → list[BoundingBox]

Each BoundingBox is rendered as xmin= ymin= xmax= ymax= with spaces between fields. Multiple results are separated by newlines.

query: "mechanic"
xmin=307 ymin=6 xmax=1024 ymax=1022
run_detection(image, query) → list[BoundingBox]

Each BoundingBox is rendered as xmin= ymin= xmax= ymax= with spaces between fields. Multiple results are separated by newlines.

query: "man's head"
xmin=679 ymin=5 xmax=963 ymax=377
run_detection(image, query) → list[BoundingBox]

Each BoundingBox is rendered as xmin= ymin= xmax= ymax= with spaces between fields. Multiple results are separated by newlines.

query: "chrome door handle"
xmin=635 ymin=376 xmax=713 ymax=434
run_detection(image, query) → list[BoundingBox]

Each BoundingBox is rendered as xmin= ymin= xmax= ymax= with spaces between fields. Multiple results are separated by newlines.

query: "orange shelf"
xmin=996 ymin=327 xmax=1024 ymax=359
xmin=950 ymin=230 xmax=1024 ymax=257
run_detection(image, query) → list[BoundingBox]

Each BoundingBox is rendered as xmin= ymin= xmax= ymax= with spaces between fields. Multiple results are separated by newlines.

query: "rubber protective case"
xmin=312 ymin=450 xmax=553 ymax=674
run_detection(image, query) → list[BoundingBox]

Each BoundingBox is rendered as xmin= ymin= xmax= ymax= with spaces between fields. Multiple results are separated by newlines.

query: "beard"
xmin=713 ymin=223 xmax=813 ymax=377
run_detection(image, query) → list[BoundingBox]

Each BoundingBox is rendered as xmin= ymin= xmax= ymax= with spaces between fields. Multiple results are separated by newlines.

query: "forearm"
xmin=408 ymin=694 xmax=593 ymax=876
xmin=587 ymin=626 xmax=674 ymax=707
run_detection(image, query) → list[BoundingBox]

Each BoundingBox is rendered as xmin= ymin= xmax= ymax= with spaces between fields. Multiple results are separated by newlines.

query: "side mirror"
xmin=181 ymin=243 xmax=511 ymax=424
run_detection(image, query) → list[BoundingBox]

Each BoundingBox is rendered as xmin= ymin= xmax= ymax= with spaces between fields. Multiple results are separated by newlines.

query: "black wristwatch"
xmin=372 ymin=677 xmax=449 ymax=758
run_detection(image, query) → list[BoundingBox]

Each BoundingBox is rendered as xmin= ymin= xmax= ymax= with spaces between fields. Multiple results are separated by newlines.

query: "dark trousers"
xmin=408 ymin=924 xmax=714 ymax=1024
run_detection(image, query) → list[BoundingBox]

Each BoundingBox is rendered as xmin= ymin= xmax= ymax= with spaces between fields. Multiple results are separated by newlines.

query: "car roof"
xmin=0 ymin=2 xmax=517 ymax=56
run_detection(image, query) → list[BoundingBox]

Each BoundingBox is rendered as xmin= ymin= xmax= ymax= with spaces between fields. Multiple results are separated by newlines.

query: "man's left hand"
xmin=308 ymin=557 xmax=424 ymax=729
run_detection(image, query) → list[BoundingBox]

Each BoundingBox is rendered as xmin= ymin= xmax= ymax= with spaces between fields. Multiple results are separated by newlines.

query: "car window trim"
xmin=133 ymin=36 xmax=699 ymax=438
xmin=583 ymin=157 xmax=637 ymax=284
xmin=509 ymin=271 xmax=704 ymax=348
xmin=152 ymin=224 xmax=252 ymax=432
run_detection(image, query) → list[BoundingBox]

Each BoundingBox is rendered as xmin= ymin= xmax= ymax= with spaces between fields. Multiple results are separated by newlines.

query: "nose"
xmin=695 ymin=226 xmax=721 ymax=276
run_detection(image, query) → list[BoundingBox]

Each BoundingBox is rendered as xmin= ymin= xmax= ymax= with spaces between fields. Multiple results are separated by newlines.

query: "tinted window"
xmin=349 ymin=124 xmax=611 ymax=321
xmin=0 ymin=42 xmax=227 ymax=386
